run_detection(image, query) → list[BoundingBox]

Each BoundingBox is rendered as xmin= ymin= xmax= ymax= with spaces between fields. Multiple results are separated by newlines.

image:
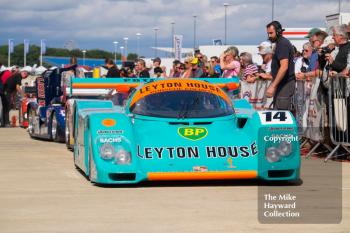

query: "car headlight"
xmin=115 ymin=148 xmax=131 ymax=164
xmin=278 ymin=141 xmax=292 ymax=156
xmin=99 ymin=143 xmax=115 ymax=160
xmin=266 ymin=147 xmax=281 ymax=163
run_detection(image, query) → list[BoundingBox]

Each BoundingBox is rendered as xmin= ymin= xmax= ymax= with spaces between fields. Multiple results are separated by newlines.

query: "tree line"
xmin=0 ymin=44 xmax=138 ymax=67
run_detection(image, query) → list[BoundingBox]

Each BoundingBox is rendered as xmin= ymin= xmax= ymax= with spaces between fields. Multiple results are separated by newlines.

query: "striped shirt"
xmin=242 ymin=64 xmax=258 ymax=80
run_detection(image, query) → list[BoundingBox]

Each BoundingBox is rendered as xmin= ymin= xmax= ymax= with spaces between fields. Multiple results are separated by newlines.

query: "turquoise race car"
xmin=72 ymin=78 xmax=300 ymax=184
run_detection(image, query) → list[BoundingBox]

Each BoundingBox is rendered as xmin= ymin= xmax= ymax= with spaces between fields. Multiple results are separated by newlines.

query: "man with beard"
xmin=265 ymin=21 xmax=296 ymax=111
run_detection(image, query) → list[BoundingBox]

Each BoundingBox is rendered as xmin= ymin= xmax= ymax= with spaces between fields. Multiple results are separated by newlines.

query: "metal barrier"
xmin=326 ymin=74 xmax=350 ymax=161
xmin=294 ymin=80 xmax=306 ymax=138
xmin=240 ymin=79 xmax=273 ymax=110
xmin=293 ymin=77 xmax=333 ymax=158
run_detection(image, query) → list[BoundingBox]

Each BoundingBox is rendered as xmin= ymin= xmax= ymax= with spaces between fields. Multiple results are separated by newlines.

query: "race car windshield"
xmin=130 ymin=91 xmax=233 ymax=118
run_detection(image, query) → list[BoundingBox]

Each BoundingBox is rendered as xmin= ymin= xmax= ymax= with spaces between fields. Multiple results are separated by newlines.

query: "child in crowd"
xmin=240 ymin=52 xmax=258 ymax=83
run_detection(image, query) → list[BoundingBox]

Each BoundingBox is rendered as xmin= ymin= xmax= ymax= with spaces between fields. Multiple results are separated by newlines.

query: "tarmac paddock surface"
xmin=0 ymin=128 xmax=349 ymax=233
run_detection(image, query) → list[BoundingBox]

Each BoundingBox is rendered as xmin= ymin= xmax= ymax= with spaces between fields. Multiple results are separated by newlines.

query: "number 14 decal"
xmin=262 ymin=111 xmax=287 ymax=122
xmin=258 ymin=111 xmax=293 ymax=125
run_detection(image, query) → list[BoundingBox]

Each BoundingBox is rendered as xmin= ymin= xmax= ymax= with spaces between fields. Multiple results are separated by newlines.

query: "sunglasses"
xmin=178 ymin=67 xmax=184 ymax=70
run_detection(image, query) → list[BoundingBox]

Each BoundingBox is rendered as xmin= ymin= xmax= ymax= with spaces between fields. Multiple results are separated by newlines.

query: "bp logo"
xmin=178 ymin=127 xmax=208 ymax=141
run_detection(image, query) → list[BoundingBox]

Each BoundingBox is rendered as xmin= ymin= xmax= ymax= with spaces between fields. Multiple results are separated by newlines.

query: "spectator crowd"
xmin=1 ymin=21 xmax=350 ymax=127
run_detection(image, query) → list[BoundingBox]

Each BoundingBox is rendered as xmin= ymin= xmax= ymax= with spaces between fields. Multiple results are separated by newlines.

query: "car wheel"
xmin=88 ymin=146 xmax=95 ymax=183
xmin=18 ymin=105 xmax=23 ymax=127
xmin=51 ymin=114 xmax=59 ymax=142
xmin=65 ymin=110 xmax=71 ymax=149
xmin=28 ymin=108 xmax=35 ymax=137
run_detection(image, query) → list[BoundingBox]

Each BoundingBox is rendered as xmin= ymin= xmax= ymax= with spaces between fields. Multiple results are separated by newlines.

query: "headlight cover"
xmin=97 ymin=136 xmax=132 ymax=165
xmin=99 ymin=143 xmax=115 ymax=160
xmin=265 ymin=142 xmax=293 ymax=163
xmin=278 ymin=141 xmax=292 ymax=156
xmin=115 ymin=148 xmax=131 ymax=164
xmin=266 ymin=147 xmax=281 ymax=163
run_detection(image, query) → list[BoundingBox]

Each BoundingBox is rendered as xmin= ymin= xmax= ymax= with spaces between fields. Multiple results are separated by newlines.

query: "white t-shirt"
xmin=264 ymin=60 xmax=272 ymax=73
xmin=294 ymin=57 xmax=309 ymax=73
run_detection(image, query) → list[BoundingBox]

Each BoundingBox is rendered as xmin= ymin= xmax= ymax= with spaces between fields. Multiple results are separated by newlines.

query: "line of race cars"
xmin=22 ymin=67 xmax=301 ymax=185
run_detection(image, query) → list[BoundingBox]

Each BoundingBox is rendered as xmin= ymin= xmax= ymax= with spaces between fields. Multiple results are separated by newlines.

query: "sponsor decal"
xmin=99 ymin=137 xmax=122 ymax=143
xmin=102 ymin=118 xmax=116 ymax=127
xmin=258 ymin=111 xmax=294 ymax=125
xmin=37 ymin=77 xmax=45 ymax=99
xmin=137 ymin=142 xmax=258 ymax=159
xmin=227 ymin=157 xmax=236 ymax=168
xmin=178 ymin=127 xmax=208 ymax=141
xmin=97 ymin=130 xmax=124 ymax=134
xmin=268 ymin=127 xmax=294 ymax=131
xmin=130 ymin=79 xmax=231 ymax=107
xmin=193 ymin=166 xmax=208 ymax=172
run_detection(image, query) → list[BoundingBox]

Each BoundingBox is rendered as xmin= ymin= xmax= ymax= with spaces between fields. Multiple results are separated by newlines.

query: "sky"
xmin=0 ymin=0 xmax=350 ymax=57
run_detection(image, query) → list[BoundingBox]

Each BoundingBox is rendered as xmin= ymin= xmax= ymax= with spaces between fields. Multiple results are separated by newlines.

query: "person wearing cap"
xmin=2 ymin=67 xmax=30 ymax=127
xmin=265 ymin=21 xmax=295 ymax=110
xmin=191 ymin=57 xmax=204 ymax=78
xmin=256 ymin=41 xmax=273 ymax=80
xmin=303 ymin=30 xmax=328 ymax=79
xmin=306 ymin=28 xmax=321 ymax=40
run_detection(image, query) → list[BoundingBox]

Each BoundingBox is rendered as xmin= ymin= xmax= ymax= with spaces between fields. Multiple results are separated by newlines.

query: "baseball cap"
xmin=190 ymin=57 xmax=199 ymax=64
xmin=258 ymin=41 xmax=273 ymax=55
xmin=152 ymin=57 xmax=161 ymax=63
xmin=0 ymin=65 xmax=6 ymax=72
xmin=21 ymin=66 xmax=32 ymax=73
xmin=321 ymin=36 xmax=335 ymax=48
xmin=305 ymin=28 xmax=321 ymax=38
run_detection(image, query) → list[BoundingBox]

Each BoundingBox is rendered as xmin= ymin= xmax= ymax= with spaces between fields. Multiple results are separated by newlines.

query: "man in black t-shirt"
xmin=2 ymin=68 xmax=29 ymax=127
xmin=105 ymin=58 xmax=120 ymax=78
xmin=265 ymin=21 xmax=296 ymax=110
xmin=136 ymin=59 xmax=150 ymax=78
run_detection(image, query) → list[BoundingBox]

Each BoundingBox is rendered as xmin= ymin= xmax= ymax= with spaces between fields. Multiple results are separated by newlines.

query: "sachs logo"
xmin=178 ymin=127 xmax=208 ymax=141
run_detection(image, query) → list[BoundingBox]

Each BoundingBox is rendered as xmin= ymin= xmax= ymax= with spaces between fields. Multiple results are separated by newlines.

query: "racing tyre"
xmin=50 ymin=114 xmax=59 ymax=142
xmin=18 ymin=105 xmax=23 ymax=127
xmin=28 ymin=108 xmax=35 ymax=137
xmin=88 ymin=146 xmax=95 ymax=183
xmin=65 ymin=110 xmax=71 ymax=149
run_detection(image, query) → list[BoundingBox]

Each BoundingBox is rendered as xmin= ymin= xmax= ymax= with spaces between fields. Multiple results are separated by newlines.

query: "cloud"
xmin=0 ymin=0 xmax=349 ymax=56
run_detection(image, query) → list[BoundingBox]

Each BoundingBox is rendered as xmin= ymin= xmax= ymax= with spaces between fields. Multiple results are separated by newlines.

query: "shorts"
xmin=273 ymin=80 xmax=295 ymax=111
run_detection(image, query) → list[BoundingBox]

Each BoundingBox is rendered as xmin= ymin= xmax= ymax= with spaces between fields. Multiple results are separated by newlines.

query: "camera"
xmin=257 ymin=66 xmax=266 ymax=73
xmin=320 ymin=47 xmax=333 ymax=56
xmin=300 ymin=67 xmax=307 ymax=73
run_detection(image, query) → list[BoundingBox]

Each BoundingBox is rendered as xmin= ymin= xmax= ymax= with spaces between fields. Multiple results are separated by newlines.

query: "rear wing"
xmin=70 ymin=77 xmax=240 ymax=96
